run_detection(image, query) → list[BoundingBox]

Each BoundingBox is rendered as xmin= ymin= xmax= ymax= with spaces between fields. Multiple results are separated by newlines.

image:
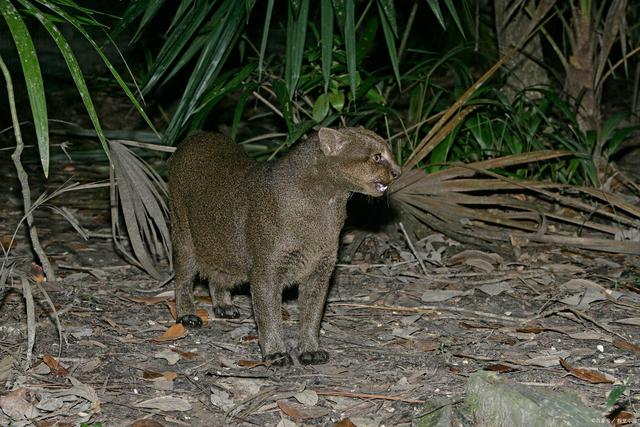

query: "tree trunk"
xmin=494 ymin=0 xmax=549 ymax=101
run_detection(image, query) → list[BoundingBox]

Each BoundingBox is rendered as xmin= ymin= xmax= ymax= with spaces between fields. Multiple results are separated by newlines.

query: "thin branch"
xmin=0 ymin=54 xmax=55 ymax=282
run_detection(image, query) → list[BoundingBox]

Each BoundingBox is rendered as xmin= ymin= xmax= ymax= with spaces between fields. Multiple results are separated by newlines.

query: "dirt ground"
xmin=0 ymin=144 xmax=639 ymax=427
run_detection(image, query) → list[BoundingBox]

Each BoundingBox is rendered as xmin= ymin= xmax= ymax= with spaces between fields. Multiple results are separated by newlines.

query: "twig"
xmin=20 ymin=275 xmax=35 ymax=369
xmin=252 ymin=91 xmax=283 ymax=119
xmin=313 ymin=389 xmax=424 ymax=404
xmin=537 ymin=306 xmax=627 ymax=340
xmin=399 ymin=222 xmax=428 ymax=276
xmin=332 ymin=302 xmax=528 ymax=323
xmin=0 ymin=55 xmax=55 ymax=282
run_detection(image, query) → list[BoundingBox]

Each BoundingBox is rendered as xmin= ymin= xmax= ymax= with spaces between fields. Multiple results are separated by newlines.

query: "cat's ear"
xmin=318 ymin=128 xmax=348 ymax=157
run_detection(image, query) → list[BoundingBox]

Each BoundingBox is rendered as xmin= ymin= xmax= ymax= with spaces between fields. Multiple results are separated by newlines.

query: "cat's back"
xmin=169 ymin=132 xmax=253 ymax=179
xmin=169 ymin=132 xmax=254 ymax=277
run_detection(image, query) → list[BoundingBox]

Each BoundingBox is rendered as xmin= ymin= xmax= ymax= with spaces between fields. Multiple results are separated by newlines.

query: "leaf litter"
xmin=1 ymin=154 xmax=639 ymax=425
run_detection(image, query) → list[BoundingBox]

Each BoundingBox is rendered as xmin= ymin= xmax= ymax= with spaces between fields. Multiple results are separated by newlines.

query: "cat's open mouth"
xmin=374 ymin=182 xmax=388 ymax=193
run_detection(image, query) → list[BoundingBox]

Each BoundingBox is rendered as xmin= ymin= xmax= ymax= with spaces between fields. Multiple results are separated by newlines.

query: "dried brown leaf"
xmin=559 ymin=358 xmax=615 ymax=384
xmin=170 ymin=348 xmax=197 ymax=359
xmin=42 ymin=354 xmax=69 ymax=377
xmin=237 ymin=359 xmax=267 ymax=368
xmin=143 ymin=370 xmax=177 ymax=382
xmin=153 ymin=324 xmax=185 ymax=342
xmin=484 ymin=364 xmax=517 ymax=373
xmin=613 ymin=338 xmax=640 ymax=354
xmin=448 ymin=249 xmax=503 ymax=265
xmin=166 ymin=301 xmax=177 ymax=320
xmin=30 ymin=262 xmax=45 ymax=283
xmin=196 ymin=309 xmax=209 ymax=326
xmin=0 ymin=388 xmax=39 ymax=420
xmin=277 ymin=400 xmax=329 ymax=420
xmin=610 ymin=410 xmax=635 ymax=427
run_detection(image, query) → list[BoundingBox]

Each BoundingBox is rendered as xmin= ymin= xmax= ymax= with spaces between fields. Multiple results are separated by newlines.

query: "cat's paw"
xmin=213 ymin=304 xmax=240 ymax=319
xmin=264 ymin=352 xmax=293 ymax=367
xmin=177 ymin=314 xmax=203 ymax=328
xmin=299 ymin=350 xmax=329 ymax=365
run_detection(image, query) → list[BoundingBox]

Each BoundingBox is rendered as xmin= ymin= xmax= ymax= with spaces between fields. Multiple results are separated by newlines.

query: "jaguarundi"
xmin=168 ymin=127 xmax=401 ymax=366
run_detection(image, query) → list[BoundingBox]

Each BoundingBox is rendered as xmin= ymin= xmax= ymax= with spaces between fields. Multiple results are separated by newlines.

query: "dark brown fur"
xmin=168 ymin=127 xmax=400 ymax=365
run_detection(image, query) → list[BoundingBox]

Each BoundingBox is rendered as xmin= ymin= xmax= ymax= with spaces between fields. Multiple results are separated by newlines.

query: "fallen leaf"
xmin=154 ymin=349 xmax=181 ymax=365
xmin=479 ymin=282 xmax=511 ymax=296
xmin=613 ymin=339 xmax=640 ymax=354
xmin=170 ymin=348 xmax=197 ymax=359
xmin=277 ymin=400 xmax=329 ymax=420
xmin=35 ymin=396 xmax=66 ymax=411
xmin=70 ymin=326 xmax=93 ymax=339
xmin=55 ymin=377 xmax=99 ymax=405
xmin=448 ymin=249 xmax=503 ymax=266
xmin=334 ymin=419 xmax=357 ymax=427
xmin=135 ymin=396 xmax=192 ymax=412
xmin=568 ymin=331 xmax=610 ymax=341
xmin=153 ymin=324 xmax=186 ymax=342
xmin=484 ymin=364 xmax=517 ymax=373
xmin=614 ymin=318 xmax=640 ymax=326
xmin=31 ymin=263 xmax=45 ymax=283
xmin=0 ymin=235 xmax=13 ymax=251
xmin=0 ymin=388 xmax=39 ymax=420
xmin=542 ymin=264 xmax=585 ymax=274
xmin=519 ymin=351 xmax=570 ymax=367
xmin=392 ymin=326 xmax=420 ymax=339
xmin=293 ymin=390 xmax=318 ymax=406
xmin=610 ymin=410 xmax=635 ymax=426
xmin=210 ymin=388 xmax=234 ymax=411
xmin=166 ymin=301 xmax=177 ymax=320
xmin=421 ymin=289 xmax=468 ymax=303
xmin=241 ymin=335 xmax=259 ymax=342
xmin=559 ymin=358 xmax=616 ymax=384
xmin=196 ymin=309 xmax=209 ymax=326
xmin=42 ymin=355 xmax=69 ymax=377
xmin=0 ymin=356 xmax=17 ymax=382
xmin=464 ymin=258 xmax=494 ymax=272
xmin=143 ymin=371 xmax=177 ymax=382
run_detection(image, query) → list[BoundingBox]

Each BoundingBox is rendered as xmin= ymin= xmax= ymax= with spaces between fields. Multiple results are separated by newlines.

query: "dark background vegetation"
xmin=2 ymin=0 xmax=640 ymax=280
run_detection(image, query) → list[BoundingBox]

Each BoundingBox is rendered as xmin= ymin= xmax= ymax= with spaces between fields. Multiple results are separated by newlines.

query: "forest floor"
xmin=0 ymin=144 xmax=639 ymax=427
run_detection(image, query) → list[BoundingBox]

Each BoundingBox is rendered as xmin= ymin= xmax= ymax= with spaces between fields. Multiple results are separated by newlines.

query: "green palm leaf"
xmin=19 ymin=0 xmax=108 ymax=159
xmin=0 ymin=0 xmax=49 ymax=176
xmin=285 ymin=0 xmax=310 ymax=98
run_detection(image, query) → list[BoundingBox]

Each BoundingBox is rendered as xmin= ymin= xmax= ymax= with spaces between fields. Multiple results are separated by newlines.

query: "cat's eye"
xmin=372 ymin=153 xmax=382 ymax=163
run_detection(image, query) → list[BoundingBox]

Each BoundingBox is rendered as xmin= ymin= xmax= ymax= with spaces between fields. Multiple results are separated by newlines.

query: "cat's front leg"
xmin=250 ymin=280 xmax=292 ymax=366
xmin=297 ymin=256 xmax=335 ymax=365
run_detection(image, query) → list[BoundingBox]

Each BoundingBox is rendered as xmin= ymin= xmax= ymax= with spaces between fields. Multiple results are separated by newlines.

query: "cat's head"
xmin=318 ymin=127 xmax=401 ymax=197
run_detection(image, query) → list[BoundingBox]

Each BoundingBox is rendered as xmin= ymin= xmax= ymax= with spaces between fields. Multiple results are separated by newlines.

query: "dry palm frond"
xmin=391 ymin=155 xmax=640 ymax=255
xmin=109 ymin=140 xmax=172 ymax=279
xmin=389 ymin=0 xmax=640 ymax=256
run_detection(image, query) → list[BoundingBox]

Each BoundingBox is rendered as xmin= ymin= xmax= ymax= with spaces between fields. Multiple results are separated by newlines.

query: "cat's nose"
xmin=390 ymin=166 xmax=401 ymax=180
